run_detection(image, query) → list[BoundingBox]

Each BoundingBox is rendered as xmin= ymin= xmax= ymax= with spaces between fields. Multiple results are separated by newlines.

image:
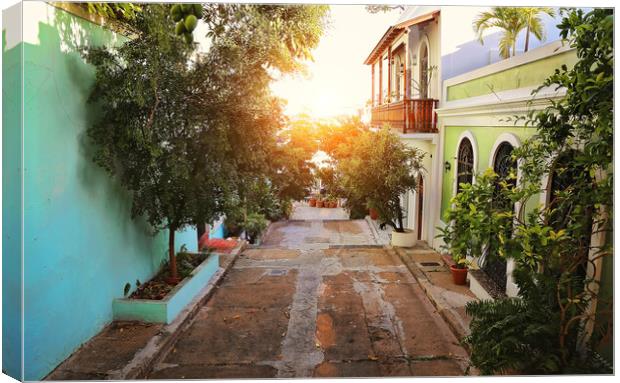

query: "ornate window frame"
xmin=452 ymin=130 xmax=478 ymax=197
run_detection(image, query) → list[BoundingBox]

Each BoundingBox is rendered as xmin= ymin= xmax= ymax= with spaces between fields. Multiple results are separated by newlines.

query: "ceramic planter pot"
xmin=369 ymin=208 xmax=379 ymax=220
xmin=316 ymin=200 xmax=324 ymax=208
xmin=391 ymin=229 xmax=416 ymax=248
xmin=309 ymin=198 xmax=316 ymax=207
xmin=450 ymin=265 xmax=468 ymax=285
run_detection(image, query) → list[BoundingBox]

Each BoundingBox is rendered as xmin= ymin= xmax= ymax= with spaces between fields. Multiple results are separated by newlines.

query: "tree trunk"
xmin=525 ymin=23 xmax=531 ymax=52
xmin=168 ymin=225 xmax=179 ymax=283
xmin=197 ymin=222 xmax=206 ymax=245
xmin=395 ymin=199 xmax=405 ymax=232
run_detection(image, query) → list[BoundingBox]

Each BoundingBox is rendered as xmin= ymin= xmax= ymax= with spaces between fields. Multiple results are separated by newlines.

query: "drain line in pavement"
xmin=274 ymin=252 xmax=324 ymax=377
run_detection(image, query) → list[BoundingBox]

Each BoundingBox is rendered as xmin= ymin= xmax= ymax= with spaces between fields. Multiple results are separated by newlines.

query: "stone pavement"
xmin=148 ymin=219 xmax=471 ymax=378
xmin=46 ymin=205 xmax=475 ymax=380
xmin=289 ymin=201 xmax=349 ymax=220
xmin=394 ymin=245 xmax=478 ymax=341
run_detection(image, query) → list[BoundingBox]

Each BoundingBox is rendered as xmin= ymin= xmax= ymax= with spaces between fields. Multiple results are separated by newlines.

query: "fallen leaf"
xmin=315 ymin=342 xmax=321 ymax=348
xmin=368 ymin=355 xmax=378 ymax=361
xmin=233 ymin=314 xmax=241 ymax=319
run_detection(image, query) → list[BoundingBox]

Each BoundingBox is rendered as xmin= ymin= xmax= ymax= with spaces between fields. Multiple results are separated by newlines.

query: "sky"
xmin=270 ymin=5 xmax=400 ymax=119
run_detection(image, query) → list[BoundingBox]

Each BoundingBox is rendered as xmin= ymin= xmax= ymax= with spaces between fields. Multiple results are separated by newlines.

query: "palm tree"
xmin=473 ymin=7 xmax=526 ymax=59
xmin=519 ymin=7 xmax=555 ymax=52
xmin=473 ymin=7 xmax=555 ymax=59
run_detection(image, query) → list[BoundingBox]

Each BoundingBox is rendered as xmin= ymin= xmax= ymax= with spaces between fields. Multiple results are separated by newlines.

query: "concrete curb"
xmin=110 ymin=241 xmax=248 ymax=379
xmin=390 ymin=246 xmax=472 ymax=347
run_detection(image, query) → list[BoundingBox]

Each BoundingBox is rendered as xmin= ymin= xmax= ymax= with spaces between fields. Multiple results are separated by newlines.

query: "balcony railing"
xmin=371 ymin=98 xmax=438 ymax=134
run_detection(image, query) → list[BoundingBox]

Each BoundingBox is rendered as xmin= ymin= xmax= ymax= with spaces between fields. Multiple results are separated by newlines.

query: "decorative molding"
xmin=437 ymin=86 xmax=566 ymax=118
xmin=399 ymin=132 xmax=437 ymax=143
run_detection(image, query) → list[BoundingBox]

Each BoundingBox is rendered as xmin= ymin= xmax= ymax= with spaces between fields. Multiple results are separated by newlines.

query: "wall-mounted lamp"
xmin=444 ymin=161 xmax=451 ymax=172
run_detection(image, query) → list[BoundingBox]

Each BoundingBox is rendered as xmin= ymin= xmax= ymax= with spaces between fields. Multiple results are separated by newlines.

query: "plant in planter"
xmin=437 ymin=169 xmax=511 ymax=284
xmin=316 ymin=199 xmax=325 ymax=208
xmin=450 ymin=253 xmax=473 ymax=285
xmin=309 ymin=196 xmax=317 ymax=207
xmin=339 ymin=127 xmax=424 ymax=247
xmin=242 ymin=212 xmax=269 ymax=244
xmin=368 ymin=206 xmax=379 ymax=220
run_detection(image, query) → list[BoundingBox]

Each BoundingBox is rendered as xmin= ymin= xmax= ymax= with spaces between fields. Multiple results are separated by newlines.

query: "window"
xmin=419 ymin=42 xmax=429 ymax=98
xmin=483 ymin=142 xmax=517 ymax=291
xmin=456 ymin=138 xmax=474 ymax=193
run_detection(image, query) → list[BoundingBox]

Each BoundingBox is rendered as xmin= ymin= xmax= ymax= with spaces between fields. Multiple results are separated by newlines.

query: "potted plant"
xmin=309 ymin=196 xmax=317 ymax=207
xmin=316 ymin=199 xmax=324 ymax=208
xmin=369 ymin=207 xmax=379 ymax=220
xmin=339 ymin=128 xmax=424 ymax=247
xmin=450 ymin=255 xmax=472 ymax=285
xmin=437 ymin=170 xmax=508 ymax=285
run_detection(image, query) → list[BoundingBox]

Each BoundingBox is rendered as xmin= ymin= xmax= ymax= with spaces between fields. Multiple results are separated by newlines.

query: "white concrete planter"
xmin=391 ymin=229 xmax=417 ymax=248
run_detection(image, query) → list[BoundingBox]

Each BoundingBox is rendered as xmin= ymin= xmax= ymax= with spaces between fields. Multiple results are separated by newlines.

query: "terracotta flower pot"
xmin=309 ymin=198 xmax=316 ymax=207
xmin=369 ymin=208 xmax=379 ymax=220
xmin=331 ymin=201 xmax=337 ymax=208
xmin=450 ymin=265 xmax=468 ymax=285
xmin=317 ymin=200 xmax=324 ymax=208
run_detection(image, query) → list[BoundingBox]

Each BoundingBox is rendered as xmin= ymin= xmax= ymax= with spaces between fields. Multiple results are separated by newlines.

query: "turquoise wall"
xmin=2 ymin=30 xmax=23 ymax=381
xmin=2 ymin=5 xmax=197 ymax=380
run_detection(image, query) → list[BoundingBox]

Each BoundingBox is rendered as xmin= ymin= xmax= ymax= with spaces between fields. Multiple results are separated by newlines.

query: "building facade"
xmin=364 ymin=5 xmax=561 ymax=246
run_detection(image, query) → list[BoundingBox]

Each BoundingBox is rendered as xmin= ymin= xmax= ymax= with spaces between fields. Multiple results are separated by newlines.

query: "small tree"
xmin=83 ymin=5 xmax=223 ymax=283
xmin=339 ymin=127 xmax=424 ymax=232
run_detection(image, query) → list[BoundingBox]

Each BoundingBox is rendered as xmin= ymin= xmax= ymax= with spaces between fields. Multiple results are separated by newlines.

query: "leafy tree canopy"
xmin=83 ymin=3 xmax=329 ymax=280
xmin=339 ymin=127 xmax=424 ymax=232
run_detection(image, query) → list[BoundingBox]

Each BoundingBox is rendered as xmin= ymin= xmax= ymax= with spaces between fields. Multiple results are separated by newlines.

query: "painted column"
xmin=371 ymin=63 xmax=375 ymax=106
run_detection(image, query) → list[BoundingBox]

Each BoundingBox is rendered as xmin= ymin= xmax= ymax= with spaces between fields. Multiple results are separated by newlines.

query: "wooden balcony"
xmin=371 ymin=98 xmax=438 ymax=134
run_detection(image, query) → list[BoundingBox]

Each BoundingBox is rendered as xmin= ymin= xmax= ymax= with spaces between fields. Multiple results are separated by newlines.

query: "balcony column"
xmin=371 ymin=63 xmax=375 ymax=106
xmin=378 ymin=58 xmax=382 ymax=105
xmin=387 ymin=46 xmax=392 ymax=104
xmin=403 ymin=35 xmax=409 ymax=132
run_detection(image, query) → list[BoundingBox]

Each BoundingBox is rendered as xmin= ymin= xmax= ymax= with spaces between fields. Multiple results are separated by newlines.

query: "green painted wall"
xmin=446 ymin=50 xmax=578 ymax=101
xmin=2 ymin=29 xmax=23 ymax=381
xmin=8 ymin=5 xmax=198 ymax=380
xmin=440 ymin=126 xmax=536 ymax=220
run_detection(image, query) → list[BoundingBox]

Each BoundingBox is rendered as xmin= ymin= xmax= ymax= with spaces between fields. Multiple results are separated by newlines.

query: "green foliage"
xmin=364 ymin=5 xmax=405 ymax=14
xmin=202 ymin=4 xmax=330 ymax=73
xmin=438 ymin=169 xmax=515 ymax=268
xmin=83 ymin=4 xmax=329 ymax=279
xmin=270 ymin=116 xmax=317 ymax=204
xmin=339 ymin=127 xmax=424 ymax=231
xmin=84 ymin=2 xmax=142 ymax=21
xmin=459 ymin=8 xmax=613 ymax=374
xmin=244 ymin=213 xmax=269 ymax=244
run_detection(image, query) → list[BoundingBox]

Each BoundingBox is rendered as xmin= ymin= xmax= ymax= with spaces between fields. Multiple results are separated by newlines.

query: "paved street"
xmin=148 ymin=215 xmax=470 ymax=378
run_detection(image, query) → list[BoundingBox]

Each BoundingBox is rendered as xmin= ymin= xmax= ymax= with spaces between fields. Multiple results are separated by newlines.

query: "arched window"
xmin=456 ymin=138 xmax=474 ymax=193
xmin=483 ymin=142 xmax=517 ymax=291
xmin=419 ymin=42 xmax=429 ymax=98
xmin=548 ymin=150 xmax=593 ymax=288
